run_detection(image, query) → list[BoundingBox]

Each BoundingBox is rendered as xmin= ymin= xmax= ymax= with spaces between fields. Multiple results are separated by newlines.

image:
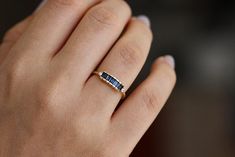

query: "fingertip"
xmin=136 ymin=15 xmax=151 ymax=27
xmin=152 ymin=55 xmax=175 ymax=69
xmin=151 ymin=55 xmax=177 ymax=85
xmin=164 ymin=55 xmax=175 ymax=69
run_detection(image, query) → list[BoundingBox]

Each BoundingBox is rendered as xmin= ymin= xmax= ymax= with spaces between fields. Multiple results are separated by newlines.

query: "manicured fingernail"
xmin=137 ymin=15 xmax=151 ymax=27
xmin=35 ymin=0 xmax=47 ymax=12
xmin=164 ymin=55 xmax=175 ymax=69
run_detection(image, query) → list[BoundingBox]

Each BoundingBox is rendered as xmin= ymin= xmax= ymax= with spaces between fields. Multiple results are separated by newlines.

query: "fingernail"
xmin=164 ymin=55 xmax=175 ymax=69
xmin=137 ymin=15 xmax=151 ymax=27
xmin=35 ymin=0 xmax=47 ymax=12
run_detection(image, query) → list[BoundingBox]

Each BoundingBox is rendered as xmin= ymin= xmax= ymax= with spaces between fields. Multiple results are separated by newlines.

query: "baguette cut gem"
xmin=100 ymin=72 xmax=124 ymax=90
xmin=113 ymin=81 xmax=118 ymax=86
xmin=94 ymin=71 xmax=126 ymax=99
xmin=110 ymin=78 xmax=115 ymax=84
xmin=101 ymin=72 xmax=108 ymax=79
xmin=117 ymin=84 xmax=124 ymax=90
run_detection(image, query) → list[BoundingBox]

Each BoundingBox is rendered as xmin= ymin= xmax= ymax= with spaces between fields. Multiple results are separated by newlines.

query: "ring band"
xmin=93 ymin=71 xmax=126 ymax=99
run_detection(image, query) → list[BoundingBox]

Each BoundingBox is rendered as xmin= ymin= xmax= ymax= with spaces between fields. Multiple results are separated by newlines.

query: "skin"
xmin=0 ymin=0 xmax=176 ymax=156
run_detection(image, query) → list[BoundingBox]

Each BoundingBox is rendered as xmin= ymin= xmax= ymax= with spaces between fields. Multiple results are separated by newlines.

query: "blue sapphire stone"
xmin=110 ymin=78 xmax=115 ymax=84
xmin=117 ymin=84 xmax=124 ymax=90
xmin=101 ymin=72 xmax=109 ymax=79
xmin=101 ymin=72 xmax=124 ymax=91
xmin=113 ymin=81 xmax=119 ymax=87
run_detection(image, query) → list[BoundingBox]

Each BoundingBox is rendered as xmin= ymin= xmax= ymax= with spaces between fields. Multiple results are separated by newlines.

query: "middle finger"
xmin=54 ymin=0 xmax=131 ymax=86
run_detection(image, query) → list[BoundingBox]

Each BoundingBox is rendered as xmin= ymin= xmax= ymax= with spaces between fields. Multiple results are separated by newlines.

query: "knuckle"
xmin=3 ymin=28 xmax=21 ymax=43
xmin=119 ymin=0 xmax=132 ymax=16
xmin=119 ymin=42 xmax=143 ymax=66
xmin=36 ymin=73 xmax=74 ymax=110
xmin=49 ymin=0 xmax=82 ymax=9
xmin=37 ymin=85 xmax=57 ymax=108
xmin=142 ymin=87 xmax=161 ymax=113
xmin=2 ymin=59 xmax=27 ymax=96
xmin=36 ymin=76 xmax=63 ymax=109
xmin=6 ymin=59 xmax=26 ymax=81
xmin=88 ymin=6 xmax=119 ymax=27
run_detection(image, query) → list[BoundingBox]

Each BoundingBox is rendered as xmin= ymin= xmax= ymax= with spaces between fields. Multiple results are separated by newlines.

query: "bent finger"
xmin=110 ymin=56 xmax=176 ymax=154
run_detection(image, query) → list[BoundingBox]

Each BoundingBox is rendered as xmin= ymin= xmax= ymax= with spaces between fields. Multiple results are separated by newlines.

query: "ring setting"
xmin=93 ymin=71 xmax=126 ymax=99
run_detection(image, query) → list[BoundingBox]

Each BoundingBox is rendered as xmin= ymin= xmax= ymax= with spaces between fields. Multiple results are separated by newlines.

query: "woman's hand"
xmin=0 ymin=0 xmax=176 ymax=156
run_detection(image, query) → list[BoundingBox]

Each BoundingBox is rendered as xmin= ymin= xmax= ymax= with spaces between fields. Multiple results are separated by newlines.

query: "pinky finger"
xmin=110 ymin=55 xmax=176 ymax=155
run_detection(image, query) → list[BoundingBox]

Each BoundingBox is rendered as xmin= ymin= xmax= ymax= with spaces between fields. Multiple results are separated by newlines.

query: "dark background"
xmin=0 ymin=0 xmax=235 ymax=156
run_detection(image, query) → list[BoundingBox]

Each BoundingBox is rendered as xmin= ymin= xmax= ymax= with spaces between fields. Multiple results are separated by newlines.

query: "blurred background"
xmin=0 ymin=0 xmax=235 ymax=156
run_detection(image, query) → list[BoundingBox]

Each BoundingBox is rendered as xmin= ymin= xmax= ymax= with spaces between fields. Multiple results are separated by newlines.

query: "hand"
xmin=0 ymin=0 xmax=176 ymax=156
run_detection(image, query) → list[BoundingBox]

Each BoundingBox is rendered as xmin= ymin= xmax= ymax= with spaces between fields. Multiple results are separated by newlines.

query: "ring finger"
xmin=82 ymin=16 xmax=153 ymax=117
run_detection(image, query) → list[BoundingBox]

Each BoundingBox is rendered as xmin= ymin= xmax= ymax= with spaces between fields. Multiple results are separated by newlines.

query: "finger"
xmin=2 ymin=17 xmax=32 ymax=45
xmin=9 ymin=0 xmax=100 ymax=60
xmin=54 ymin=0 xmax=131 ymax=86
xmin=0 ymin=17 xmax=32 ymax=65
xmin=110 ymin=56 xmax=176 ymax=154
xmin=0 ymin=0 xmax=47 ymax=64
xmin=2 ymin=0 xmax=46 ymax=46
xmin=82 ymin=17 xmax=152 ymax=117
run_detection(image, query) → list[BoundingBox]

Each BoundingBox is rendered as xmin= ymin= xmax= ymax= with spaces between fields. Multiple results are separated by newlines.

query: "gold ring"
xmin=93 ymin=71 xmax=126 ymax=99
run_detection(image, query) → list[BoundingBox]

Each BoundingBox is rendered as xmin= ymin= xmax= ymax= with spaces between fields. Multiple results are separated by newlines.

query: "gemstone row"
xmin=101 ymin=72 xmax=124 ymax=91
